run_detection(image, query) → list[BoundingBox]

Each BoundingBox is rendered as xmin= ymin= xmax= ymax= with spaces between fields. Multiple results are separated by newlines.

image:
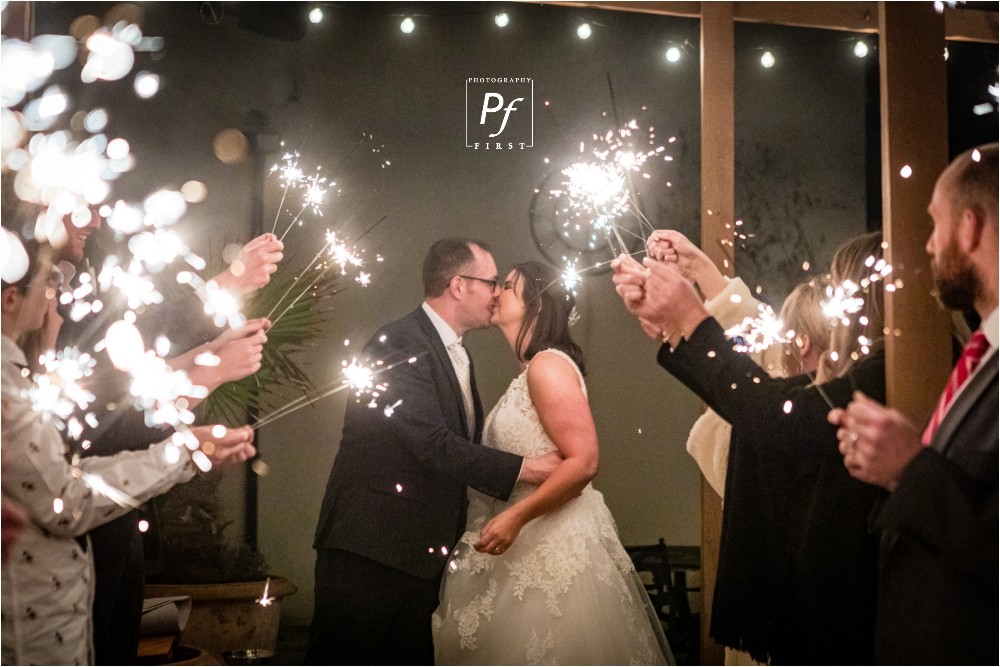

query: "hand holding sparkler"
xmin=647 ymin=229 xmax=729 ymax=300
xmin=829 ymin=391 xmax=922 ymax=491
xmin=213 ymin=233 xmax=284 ymax=297
xmin=188 ymin=424 xmax=257 ymax=468
xmin=612 ymin=254 xmax=710 ymax=348
xmin=179 ymin=318 xmax=270 ymax=394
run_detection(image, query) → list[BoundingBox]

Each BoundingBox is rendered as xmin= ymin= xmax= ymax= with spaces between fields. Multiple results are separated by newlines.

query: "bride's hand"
xmin=473 ymin=509 xmax=524 ymax=556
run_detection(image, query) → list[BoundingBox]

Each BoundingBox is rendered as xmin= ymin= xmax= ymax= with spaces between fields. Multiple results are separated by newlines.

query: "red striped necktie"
xmin=921 ymin=330 xmax=991 ymax=446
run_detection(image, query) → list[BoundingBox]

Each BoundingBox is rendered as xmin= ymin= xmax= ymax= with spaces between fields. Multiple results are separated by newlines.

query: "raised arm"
xmin=474 ymin=351 xmax=598 ymax=555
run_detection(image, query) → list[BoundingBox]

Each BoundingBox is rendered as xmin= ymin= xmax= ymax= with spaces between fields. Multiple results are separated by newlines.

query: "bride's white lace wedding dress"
xmin=432 ymin=349 xmax=674 ymax=665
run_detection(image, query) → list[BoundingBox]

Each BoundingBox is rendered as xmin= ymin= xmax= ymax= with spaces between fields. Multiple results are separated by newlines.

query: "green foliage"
xmin=195 ymin=263 xmax=342 ymax=425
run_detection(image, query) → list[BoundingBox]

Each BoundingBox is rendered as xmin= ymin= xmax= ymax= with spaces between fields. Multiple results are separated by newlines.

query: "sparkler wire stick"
xmin=263 ymin=244 xmax=330 ymax=322
xmin=266 ymin=260 xmax=338 ymax=329
xmin=270 ymin=180 xmax=293 ymax=235
xmin=277 ymin=203 xmax=311 ymax=244
xmin=605 ymin=73 xmax=649 ymax=255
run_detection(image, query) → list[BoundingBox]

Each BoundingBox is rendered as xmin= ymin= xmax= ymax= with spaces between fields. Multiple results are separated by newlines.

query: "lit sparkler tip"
xmin=725 ymin=304 xmax=789 ymax=354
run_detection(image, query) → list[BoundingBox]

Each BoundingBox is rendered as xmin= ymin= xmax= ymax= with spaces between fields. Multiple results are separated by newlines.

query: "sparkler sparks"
xmin=550 ymin=121 xmax=664 ymax=257
xmin=176 ymin=271 xmax=246 ymax=330
xmin=725 ymin=304 xmax=790 ymax=354
xmin=23 ymin=347 xmax=97 ymax=435
xmin=268 ymin=151 xmax=332 ymax=241
xmin=560 ymin=259 xmax=582 ymax=295
xmin=104 ymin=320 xmax=206 ymax=429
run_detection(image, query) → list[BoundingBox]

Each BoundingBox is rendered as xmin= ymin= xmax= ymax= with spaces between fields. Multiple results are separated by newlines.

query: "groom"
xmin=307 ymin=238 xmax=561 ymax=665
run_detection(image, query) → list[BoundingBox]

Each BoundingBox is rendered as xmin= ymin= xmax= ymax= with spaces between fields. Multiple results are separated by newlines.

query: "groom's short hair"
xmin=422 ymin=237 xmax=492 ymax=297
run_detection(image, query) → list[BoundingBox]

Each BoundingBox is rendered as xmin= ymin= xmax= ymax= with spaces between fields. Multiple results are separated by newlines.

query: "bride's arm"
xmin=474 ymin=351 xmax=599 ymax=555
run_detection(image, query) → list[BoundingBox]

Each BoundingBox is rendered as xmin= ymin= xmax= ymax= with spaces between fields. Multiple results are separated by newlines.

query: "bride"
xmin=432 ymin=261 xmax=673 ymax=665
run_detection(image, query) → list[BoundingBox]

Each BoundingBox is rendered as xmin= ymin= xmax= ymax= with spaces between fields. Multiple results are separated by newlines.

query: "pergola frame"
xmin=547 ymin=2 xmax=997 ymax=662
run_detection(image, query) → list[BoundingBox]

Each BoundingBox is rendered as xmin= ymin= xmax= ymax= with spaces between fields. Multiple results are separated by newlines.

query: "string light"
xmin=494 ymin=12 xmax=510 ymax=28
xmin=665 ymin=46 xmax=681 ymax=63
xmin=577 ymin=23 xmax=592 ymax=40
xmin=309 ymin=7 xmax=324 ymax=24
xmin=400 ymin=17 xmax=415 ymax=34
xmin=760 ymin=50 xmax=776 ymax=68
xmin=853 ymin=40 xmax=869 ymax=58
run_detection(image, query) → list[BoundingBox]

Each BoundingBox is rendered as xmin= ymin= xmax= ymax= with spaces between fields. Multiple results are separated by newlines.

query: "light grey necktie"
xmin=448 ymin=340 xmax=475 ymax=438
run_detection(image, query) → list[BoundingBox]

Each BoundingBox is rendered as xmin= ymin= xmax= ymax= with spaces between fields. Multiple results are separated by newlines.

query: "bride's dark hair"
xmin=511 ymin=261 xmax=586 ymax=376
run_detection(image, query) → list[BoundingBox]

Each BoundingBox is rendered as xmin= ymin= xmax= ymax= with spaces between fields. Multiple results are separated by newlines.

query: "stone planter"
xmin=145 ymin=577 xmax=297 ymax=659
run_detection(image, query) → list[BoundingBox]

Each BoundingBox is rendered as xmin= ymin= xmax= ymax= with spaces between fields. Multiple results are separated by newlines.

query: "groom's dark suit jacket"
xmin=313 ymin=306 xmax=523 ymax=579
xmin=872 ymin=351 xmax=998 ymax=665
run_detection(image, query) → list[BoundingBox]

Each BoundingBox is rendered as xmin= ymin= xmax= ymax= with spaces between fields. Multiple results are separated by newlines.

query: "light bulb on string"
xmin=760 ymin=50 xmax=776 ymax=68
xmin=577 ymin=23 xmax=592 ymax=40
xmin=494 ymin=12 xmax=509 ymax=28
xmin=400 ymin=17 xmax=415 ymax=34
xmin=853 ymin=40 xmax=869 ymax=58
xmin=309 ymin=7 xmax=323 ymax=24
xmin=665 ymin=46 xmax=681 ymax=63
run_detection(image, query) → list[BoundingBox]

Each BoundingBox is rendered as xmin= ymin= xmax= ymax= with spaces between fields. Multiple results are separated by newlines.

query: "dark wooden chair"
xmin=625 ymin=538 xmax=700 ymax=665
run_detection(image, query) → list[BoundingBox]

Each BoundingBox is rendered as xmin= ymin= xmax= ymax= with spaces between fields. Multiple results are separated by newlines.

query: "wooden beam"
xmin=734 ymin=1 xmax=878 ymax=33
xmin=879 ymin=2 xmax=952 ymax=423
xmin=539 ymin=1 xmax=997 ymax=42
xmin=699 ymin=3 xmax=734 ymax=664
xmin=945 ymin=7 xmax=1000 ymax=43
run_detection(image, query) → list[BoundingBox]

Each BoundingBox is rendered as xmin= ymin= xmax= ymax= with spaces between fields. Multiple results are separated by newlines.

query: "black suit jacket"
xmin=873 ymin=351 xmax=998 ymax=665
xmin=313 ymin=306 xmax=523 ymax=579
xmin=659 ymin=317 xmax=882 ymax=664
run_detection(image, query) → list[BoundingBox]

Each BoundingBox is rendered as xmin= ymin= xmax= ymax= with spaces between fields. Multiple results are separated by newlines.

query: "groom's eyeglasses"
xmin=459 ymin=275 xmax=499 ymax=292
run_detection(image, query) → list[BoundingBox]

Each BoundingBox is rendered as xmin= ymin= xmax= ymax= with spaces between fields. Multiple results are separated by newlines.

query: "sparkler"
xmin=725 ymin=304 xmax=790 ymax=355
xmin=23 ymin=347 xmax=98 ymax=436
xmin=256 ymin=577 xmax=275 ymax=607
xmin=551 ymin=117 xmax=664 ymax=259
xmin=821 ymin=256 xmax=893 ymax=325
xmin=268 ymin=152 xmax=331 ymax=242
xmin=104 ymin=320 xmax=206 ymax=430
xmin=251 ymin=349 xmax=422 ymax=431
xmin=263 ymin=229 xmax=370 ymax=329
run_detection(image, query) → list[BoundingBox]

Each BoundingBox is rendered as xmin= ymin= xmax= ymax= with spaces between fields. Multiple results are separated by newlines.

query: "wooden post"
xmin=699 ymin=3 xmax=734 ymax=664
xmin=878 ymin=1 xmax=952 ymax=420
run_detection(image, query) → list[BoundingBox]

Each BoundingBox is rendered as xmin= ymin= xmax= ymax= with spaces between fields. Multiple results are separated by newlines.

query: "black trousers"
xmin=91 ymin=512 xmax=145 ymax=665
xmin=306 ymin=548 xmax=441 ymax=666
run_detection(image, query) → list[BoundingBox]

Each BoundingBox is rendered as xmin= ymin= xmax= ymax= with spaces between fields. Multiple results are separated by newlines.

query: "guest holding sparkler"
xmin=432 ymin=260 xmax=673 ymax=665
xmin=37 ymin=209 xmax=284 ymax=664
xmin=830 ymin=144 xmax=998 ymax=665
xmin=1 ymin=238 xmax=257 ymax=666
xmin=648 ymin=230 xmax=831 ymax=665
xmin=308 ymin=239 xmax=561 ymax=665
xmin=613 ymin=232 xmax=886 ymax=664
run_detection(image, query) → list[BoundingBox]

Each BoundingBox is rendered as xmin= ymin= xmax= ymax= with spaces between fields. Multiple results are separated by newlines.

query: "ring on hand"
xmin=849 ymin=431 xmax=859 ymax=443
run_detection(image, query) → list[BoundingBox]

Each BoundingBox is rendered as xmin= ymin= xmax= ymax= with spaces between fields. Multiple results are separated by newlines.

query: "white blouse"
xmin=1 ymin=335 xmax=196 ymax=665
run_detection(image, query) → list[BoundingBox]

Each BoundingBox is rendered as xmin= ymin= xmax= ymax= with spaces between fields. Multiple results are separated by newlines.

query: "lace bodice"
xmin=481 ymin=348 xmax=586 ymax=459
